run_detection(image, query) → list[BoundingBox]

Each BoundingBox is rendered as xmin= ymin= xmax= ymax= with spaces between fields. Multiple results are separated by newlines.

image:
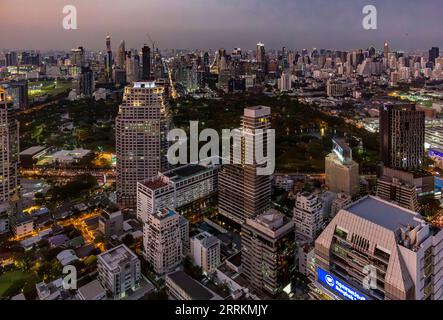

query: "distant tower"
xmin=0 ymin=88 xmax=19 ymax=204
xmin=256 ymin=42 xmax=266 ymax=70
xmin=117 ymin=40 xmax=126 ymax=70
xmin=142 ymin=45 xmax=151 ymax=81
xmin=106 ymin=35 xmax=113 ymax=82
xmin=116 ymin=82 xmax=171 ymax=208
xmin=384 ymin=41 xmax=389 ymax=58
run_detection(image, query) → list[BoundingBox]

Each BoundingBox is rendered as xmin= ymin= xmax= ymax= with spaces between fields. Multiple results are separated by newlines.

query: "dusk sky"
xmin=1 ymin=0 xmax=442 ymax=51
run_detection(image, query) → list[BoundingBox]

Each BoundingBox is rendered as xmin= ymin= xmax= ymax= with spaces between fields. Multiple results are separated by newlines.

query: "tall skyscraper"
xmin=379 ymin=104 xmax=425 ymax=172
xmin=142 ymin=45 xmax=151 ymax=81
xmin=384 ymin=41 xmax=389 ymax=58
xmin=105 ymin=35 xmax=113 ymax=83
xmin=256 ymin=42 xmax=266 ymax=70
xmin=0 ymin=87 xmax=19 ymax=204
xmin=117 ymin=40 xmax=126 ymax=70
xmin=429 ymin=47 xmax=440 ymax=64
xmin=241 ymin=209 xmax=295 ymax=296
xmin=116 ymin=82 xmax=171 ymax=208
xmin=218 ymin=106 xmax=272 ymax=226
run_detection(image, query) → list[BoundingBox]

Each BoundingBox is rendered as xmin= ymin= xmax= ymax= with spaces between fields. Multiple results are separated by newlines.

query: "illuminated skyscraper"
xmin=0 ymin=88 xmax=19 ymax=204
xmin=116 ymin=82 xmax=171 ymax=208
xmin=384 ymin=41 xmax=389 ymax=58
xmin=256 ymin=42 xmax=266 ymax=70
xmin=218 ymin=106 xmax=272 ymax=226
xmin=379 ymin=104 xmax=425 ymax=172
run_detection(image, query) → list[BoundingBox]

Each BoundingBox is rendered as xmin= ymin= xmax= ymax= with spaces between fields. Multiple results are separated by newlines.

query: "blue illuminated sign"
xmin=317 ymin=267 xmax=368 ymax=301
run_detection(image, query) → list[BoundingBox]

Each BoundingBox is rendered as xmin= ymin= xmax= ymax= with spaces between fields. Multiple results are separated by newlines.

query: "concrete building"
xmin=0 ymin=87 xmax=19 ymax=204
xmin=315 ymin=196 xmax=443 ymax=300
xmin=325 ymin=139 xmax=360 ymax=197
xmin=77 ymin=279 xmax=107 ymax=300
xmin=241 ymin=209 xmax=295 ymax=296
xmin=97 ymin=244 xmax=141 ymax=299
xmin=179 ymin=215 xmax=190 ymax=256
xmin=219 ymin=106 xmax=272 ymax=226
xmin=98 ymin=210 xmax=124 ymax=239
xmin=376 ymin=177 xmax=420 ymax=212
xmin=190 ymin=232 xmax=221 ymax=273
xmin=166 ymin=270 xmax=223 ymax=300
xmin=330 ymin=193 xmax=352 ymax=217
xmin=379 ymin=104 xmax=425 ymax=172
xmin=143 ymin=208 xmax=182 ymax=275
xmin=137 ymin=163 xmax=218 ymax=223
xmin=293 ymin=192 xmax=324 ymax=241
xmin=116 ymin=82 xmax=171 ymax=208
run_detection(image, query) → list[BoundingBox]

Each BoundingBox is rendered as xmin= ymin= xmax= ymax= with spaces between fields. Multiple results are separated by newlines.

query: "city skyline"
xmin=2 ymin=0 xmax=443 ymax=51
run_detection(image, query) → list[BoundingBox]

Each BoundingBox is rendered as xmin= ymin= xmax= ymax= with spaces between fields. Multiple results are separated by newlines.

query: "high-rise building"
xmin=190 ymin=232 xmax=221 ymax=273
xmin=70 ymin=46 xmax=85 ymax=67
xmin=429 ymin=47 xmax=440 ymax=64
xmin=105 ymin=35 xmax=113 ymax=83
xmin=278 ymin=72 xmax=293 ymax=92
xmin=142 ymin=45 xmax=151 ymax=81
xmin=97 ymin=244 xmax=141 ymax=299
xmin=256 ymin=42 xmax=266 ymax=70
xmin=116 ymin=82 xmax=171 ymax=208
xmin=384 ymin=41 xmax=389 ymax=58
xmin=325 ymin=139 xmax=360 ymax=197
xmin=75 ymin=66 xmax=94 ymax=97
xmin=218 ymin=106 xmax=272 ymax=226
xmin=5 ymin=52 xmax=18 ymax=67
xmin=137 ymin=163 xmax=218 ymax=223
xmin=241 ymin=209 xmax=295 ymax=296
xmin=117 ymin=40 xmax=126 ymax=70
xmin=2 ymin=81 xmax=28 ymax=109
xmin=0 ymin=88 xmax=19 ymax=204
xmin=379 ymin=104 xmax=425 ymax=172
xmin=143 ymin=208 xmax=182 ymax=275
xmin=314 ymin=196 xmax=443 ymax=300
xmin=293 ymin=192 xmax=324 ymax=241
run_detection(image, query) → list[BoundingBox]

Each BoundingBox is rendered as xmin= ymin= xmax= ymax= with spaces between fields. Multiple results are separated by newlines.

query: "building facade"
xmin=218 ymin=106 xmax=272 ymax=226
xmin=293 ymin=192 xmax=324 ymax=241
xmin=143 ymin=208 xmax=182 ymax=275
xmin=0 ymin=87 xmax=19 ymax=204
xmin=241 ymin=209 xmax=295 ymax=296
xmin=379 ymin=104 xmax=425 ymax=172
xmin=116 ymin=82 xmax=171 ymax=208
xmin=315 ymin=196 xmax=443 ymax=300
xmin=137 ymin=163 xmax=218 ymax=223
xmin=97 ymin=244 xmax=141 ymax=299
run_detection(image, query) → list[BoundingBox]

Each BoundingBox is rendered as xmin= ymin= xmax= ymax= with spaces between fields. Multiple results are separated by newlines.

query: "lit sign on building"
xmin=332 ymin=138 xmax=352 ymax=165
xmin=317 ymin=267 xmax=368 ymax=301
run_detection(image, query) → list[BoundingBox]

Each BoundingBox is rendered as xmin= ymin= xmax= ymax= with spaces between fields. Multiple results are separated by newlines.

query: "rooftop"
xmin=20 ymin=146 xmax=47 ymax=156
xmin=346 ymin=196 xmax=422 ymax=231
xmin=163 ymin=164 xmax=212 ymax=182
xmin=98 ymin=244 xmax=138 ymax=270
xmin=77 ymin=280 xmax=106 ymax=300
xmin=167 ymin=271 xmax=219 ymax=300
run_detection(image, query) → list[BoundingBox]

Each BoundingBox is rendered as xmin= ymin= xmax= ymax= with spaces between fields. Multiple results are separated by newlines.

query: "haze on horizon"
xmin=1 ymin=0 xmax=442 ymax=51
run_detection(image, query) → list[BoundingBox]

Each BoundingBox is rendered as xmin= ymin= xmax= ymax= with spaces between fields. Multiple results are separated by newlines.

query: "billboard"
xmin=317 ymin=267 xmax=369 ymax=301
